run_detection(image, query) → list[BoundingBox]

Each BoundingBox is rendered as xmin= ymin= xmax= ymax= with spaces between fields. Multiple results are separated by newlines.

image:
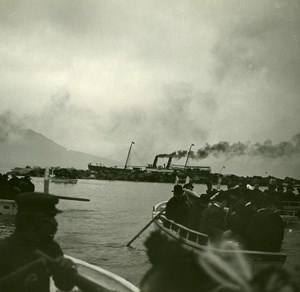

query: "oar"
xmin=126 ymin=209 xmax=165 ymax=247
xmin=55 ymin=195 xmax=90 ymax=202
xmin=35 ymin=250 xmax=113 ymax=292
xmin=0 ymin=258 xmax=47 ymax=288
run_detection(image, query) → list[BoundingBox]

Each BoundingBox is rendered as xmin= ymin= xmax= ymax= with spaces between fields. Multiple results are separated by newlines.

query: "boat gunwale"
xmin=50 ymin=255 xmax=139 ymax=292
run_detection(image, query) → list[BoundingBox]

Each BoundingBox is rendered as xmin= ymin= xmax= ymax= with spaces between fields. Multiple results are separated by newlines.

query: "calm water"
xmin=1 ymin=178 xmax=299 ymax=287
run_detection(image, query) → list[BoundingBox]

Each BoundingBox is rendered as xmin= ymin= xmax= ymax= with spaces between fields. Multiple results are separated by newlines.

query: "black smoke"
xmin=158 ymin=133 xmax=300 ymax=160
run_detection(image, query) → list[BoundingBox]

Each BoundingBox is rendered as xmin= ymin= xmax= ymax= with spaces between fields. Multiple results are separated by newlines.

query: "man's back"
xmin=199 ymin=204 xmax=226 ymax=244
xmin=245 ymin=209 xmax=285 ymax=252
xmin=0 ymin=234 xmax=63 ymax=292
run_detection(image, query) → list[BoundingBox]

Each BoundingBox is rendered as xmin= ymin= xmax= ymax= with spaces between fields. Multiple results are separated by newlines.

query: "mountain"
xmin=0 ymin=128 xmax=117 ymax=170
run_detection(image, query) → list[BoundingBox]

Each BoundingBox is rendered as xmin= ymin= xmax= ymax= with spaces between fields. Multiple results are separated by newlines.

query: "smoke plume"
xmin=157 ymin=133 xmax=300 ymax=160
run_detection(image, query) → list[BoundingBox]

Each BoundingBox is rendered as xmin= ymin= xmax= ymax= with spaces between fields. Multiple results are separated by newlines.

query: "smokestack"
xmin=152 ymin=155 xmax=159 ymax=168
xmin=166 ymin=156 xmax=173 ymax=169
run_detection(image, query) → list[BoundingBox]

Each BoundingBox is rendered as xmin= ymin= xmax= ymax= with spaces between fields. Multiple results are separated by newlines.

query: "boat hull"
xmin=50 ymin=178 xmax=78 ymax=184
xmin=50 ymin=255 xmax=138 ymax=292
xmin=152 ymin=201 xmax=287 ymax=273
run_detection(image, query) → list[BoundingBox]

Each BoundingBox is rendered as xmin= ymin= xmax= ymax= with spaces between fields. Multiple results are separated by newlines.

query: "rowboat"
xmin=50 ymin=177 xmax=78 ymax=184
xmin=152 ymin=201 xmax=287 ymax=273
xmin=278 ymin=210 xmax=298 ymax=226
xmin=283 ymin=200 xmax=300 ymax=214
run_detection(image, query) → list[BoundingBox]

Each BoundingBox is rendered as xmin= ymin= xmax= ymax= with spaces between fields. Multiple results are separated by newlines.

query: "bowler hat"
xmin=213 ymin=190 xmax=230 ymax=202
xmin=183 ymin=182 xmax=194 ymax=190
xmin=15 ymin=192 xmax=62 ymax=215
xmin=172 ymin=185 xmax=183 ymax=193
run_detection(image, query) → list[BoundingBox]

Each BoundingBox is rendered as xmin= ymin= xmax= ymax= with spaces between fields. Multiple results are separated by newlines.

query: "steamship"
xmin=88 ymin=142 xmax=211 ymax=176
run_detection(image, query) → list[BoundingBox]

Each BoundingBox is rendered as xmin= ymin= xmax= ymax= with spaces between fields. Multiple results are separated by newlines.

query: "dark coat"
xmin=165 ymin=196 xmax=189 ymax=227
xmin=243 ymin=208 xmax=285 ymax=252
xmin=0 ymin=234 xmax=70 ymax=292
xmin=186 ymin=199 xmax=208 ymax=232
xmin=199 ymin=204 xmax=226 ymax=244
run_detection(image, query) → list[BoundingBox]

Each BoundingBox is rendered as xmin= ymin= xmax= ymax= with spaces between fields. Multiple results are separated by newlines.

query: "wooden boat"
xmin=152 ymin=201 xmax=287 ymax=273
xmin=283 ymin=200 xmax=300 ymax=214
xmin=278 ymin=210 xmax=298 ymax=226
xmin=50 ymin=255 xmax=139 ymax=292
xmin=0 ymin=199 xmax=17 ymax=215
xmin=50 ymin=177 xmax=78 ymax=184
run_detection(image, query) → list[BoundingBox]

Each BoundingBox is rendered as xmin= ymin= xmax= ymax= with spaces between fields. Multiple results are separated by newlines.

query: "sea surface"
xmin=1 ymin=178 xmax=300 ymax=287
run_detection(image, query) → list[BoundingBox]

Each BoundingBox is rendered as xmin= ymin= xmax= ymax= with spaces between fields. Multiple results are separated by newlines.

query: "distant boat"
xmin=152 ymin=201 xmax=287 ymax=272
xmin=283 ymin=200 xmax=300 ymax=214
xmin=50 ymin=177 xmax=78 ymax=184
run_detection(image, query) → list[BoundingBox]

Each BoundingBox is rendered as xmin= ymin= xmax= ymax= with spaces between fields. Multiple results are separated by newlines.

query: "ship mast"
xmin=124 ymin=141 xmax=135 ymax=169
xmin=184 ymin=143 xmax=194 ymax=170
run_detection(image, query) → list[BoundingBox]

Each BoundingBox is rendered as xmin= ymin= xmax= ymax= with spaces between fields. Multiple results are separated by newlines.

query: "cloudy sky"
xmin=1 ymin=0 xmax=300 ymax=178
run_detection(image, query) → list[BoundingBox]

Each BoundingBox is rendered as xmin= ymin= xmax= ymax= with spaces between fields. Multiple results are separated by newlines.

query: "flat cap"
xmin=15 ymin=192 xmax=62 ymax=215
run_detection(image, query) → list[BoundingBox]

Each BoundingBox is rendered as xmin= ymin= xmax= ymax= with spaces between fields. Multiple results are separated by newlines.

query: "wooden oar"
xmin=0 ymin=258 xmax=47 ymax=288
xmin=126 ymin=209 xmax=165 ymax=247
xmin=35 ymin=250 xmax=113 ymax=292
xmin=55 ymin=195 xmax=90 ymax=202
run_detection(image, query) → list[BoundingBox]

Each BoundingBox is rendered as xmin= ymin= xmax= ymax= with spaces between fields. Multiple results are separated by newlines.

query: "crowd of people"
xmin=165 ymin=179 xmax=300 ymax=252
xmin=0 ymin=173 xmax=35 ymax=199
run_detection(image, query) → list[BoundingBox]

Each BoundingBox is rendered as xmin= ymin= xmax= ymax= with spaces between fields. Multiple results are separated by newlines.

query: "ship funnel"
xmin=166 ymin=156 xmax=173 ymax=169
xmin=152 ymin=155 xmax=159 ymax=168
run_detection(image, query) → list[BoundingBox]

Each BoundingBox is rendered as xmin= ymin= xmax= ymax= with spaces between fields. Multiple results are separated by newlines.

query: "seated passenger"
xmin=165 ymin=185 xmax=189 ymax=227
xmin=243 ymin=195 xmax=285 ymax=252
xmin=199 ymin=191 xmax=231 ymax=245
xmin=186 ymin=194 xmax=210 ymax=232
xmin=206 ymin=180 xmax=218 ymax=198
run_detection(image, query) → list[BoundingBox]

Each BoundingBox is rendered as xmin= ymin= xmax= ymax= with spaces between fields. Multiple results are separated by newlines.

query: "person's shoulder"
xmin=41 ymin=240 xmax=64 ymax=258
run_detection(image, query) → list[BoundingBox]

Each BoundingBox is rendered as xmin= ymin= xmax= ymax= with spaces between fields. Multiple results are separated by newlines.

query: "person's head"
xmin=15 ymin=192 xmax=61 ymax=242
xmin=198 ymin=193 xmax=210 ymax=206
xmin=276 ymin=184 xmax=284 ymax=193
xmin=213 ymin=191 xmax=230 ymax=208
xmin=183 ymin=182 xmax=194 ymax=191
xmin=172 ymin=185 xmax=184 ymax=198
xmin=140 ymin=231 xmax=216 ymax=292
xmin=261 ymin=195 xmax=279 ymax=211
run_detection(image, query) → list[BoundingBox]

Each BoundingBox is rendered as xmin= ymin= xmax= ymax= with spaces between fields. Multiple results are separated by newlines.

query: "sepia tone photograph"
xmin=0 ymin=1 xmax=300 ymax=291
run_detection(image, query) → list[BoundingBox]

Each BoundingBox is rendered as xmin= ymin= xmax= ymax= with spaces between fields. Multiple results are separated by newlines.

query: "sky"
xmin=0 ymin=0 xmax=300 ymax=178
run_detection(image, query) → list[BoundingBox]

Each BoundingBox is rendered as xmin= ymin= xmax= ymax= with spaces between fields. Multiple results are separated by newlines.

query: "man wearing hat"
xmin=0 ymin=192 xmax=77 ymax=292
xmin=165 ymin=185 xmax=189 ymax=227
xmin=199 ymin=191 xmax=232 ymax=245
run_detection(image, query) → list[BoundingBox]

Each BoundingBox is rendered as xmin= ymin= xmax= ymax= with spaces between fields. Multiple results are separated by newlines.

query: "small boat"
xmin=0 ymin=199 xmax=17 ymax=215
xmin=283 ymin=200 xmax=300 ymax=214
xmin=152 ymin=201 xmax=287 ymax=273
xmin=278 ymin=210 xmax=298 ymax=226
xmin=50 ymin=255 xmax=139 ymax=292
xmin=50 ymin=177 xmax=78 ymax=184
